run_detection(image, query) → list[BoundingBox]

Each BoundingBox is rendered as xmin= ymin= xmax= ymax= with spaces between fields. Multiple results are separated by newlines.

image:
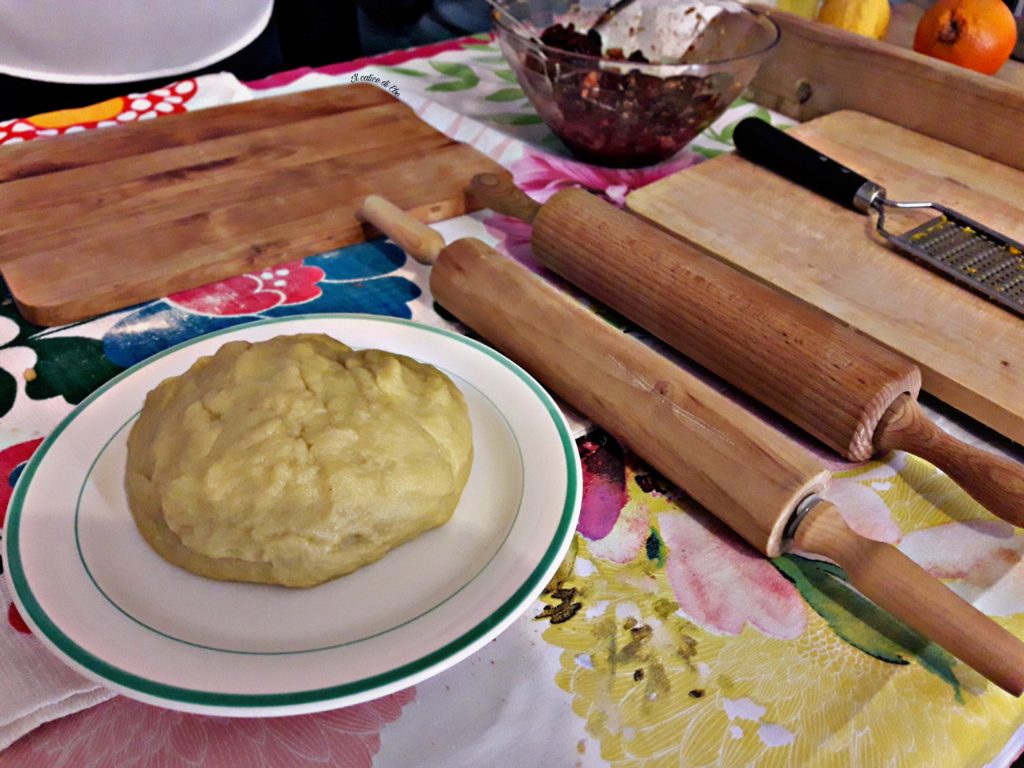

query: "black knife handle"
xmin=732 ymin=117 xmax=875 ymax=212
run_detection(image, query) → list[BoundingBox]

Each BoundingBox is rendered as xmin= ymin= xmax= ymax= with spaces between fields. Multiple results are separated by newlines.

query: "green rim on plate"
xmin=4 ymin=314 xmax=581 ymax=708
xmin=73 ymin=385 xmax=525 ymax=656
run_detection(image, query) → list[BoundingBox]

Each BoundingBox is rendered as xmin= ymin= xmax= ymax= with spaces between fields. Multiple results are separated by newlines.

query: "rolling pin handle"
xmin=359 ymin=195 xmax=445 ymax=265
xmin=874 ymin=394 xmax=1024 ymax=528
xmin=792 ymin=499 xmax=1024 ymax=696
xmin=468 ymin=173 xmax=542 ymax=223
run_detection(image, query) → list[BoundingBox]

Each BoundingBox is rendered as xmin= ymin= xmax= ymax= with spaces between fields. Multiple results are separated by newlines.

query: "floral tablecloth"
xmin=1 ymin=33 xmax=1024 ymax=768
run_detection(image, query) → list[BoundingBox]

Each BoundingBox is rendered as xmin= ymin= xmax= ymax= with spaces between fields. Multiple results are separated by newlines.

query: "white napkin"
xmin=0 ymin=582 xmax=114 ymax=751
xmin=0 ymin=71 xmax=257 ymax=752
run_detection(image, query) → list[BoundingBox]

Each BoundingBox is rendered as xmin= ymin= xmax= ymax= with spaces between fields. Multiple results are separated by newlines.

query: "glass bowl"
xmin=492 ymin=0 xmax=780 ymax=167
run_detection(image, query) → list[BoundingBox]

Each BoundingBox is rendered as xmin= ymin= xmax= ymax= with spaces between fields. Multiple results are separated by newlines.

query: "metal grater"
xmin=876 ymin=204 xmax=1024 ymax=318
xmin=733 ymin=117 xmax=1024 ymax=320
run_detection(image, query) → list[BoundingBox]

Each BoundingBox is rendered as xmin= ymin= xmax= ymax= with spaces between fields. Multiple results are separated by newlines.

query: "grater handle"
xmin=875 ymin=395 xmax=1024 ymax=527
xmin=733 ymin=118 xmax=878 ymax=213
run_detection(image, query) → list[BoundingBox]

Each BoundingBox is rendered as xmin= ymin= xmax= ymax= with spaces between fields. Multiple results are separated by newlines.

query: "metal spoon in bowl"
xmin=588 ymin=0 xmax=642 ymax=34
xmin=484 ymin=0 xmax=546 ymax=47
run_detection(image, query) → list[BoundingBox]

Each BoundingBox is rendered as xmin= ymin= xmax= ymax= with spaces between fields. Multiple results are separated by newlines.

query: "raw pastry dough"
xmin=125 ymin=333 xmax=473 ymax=588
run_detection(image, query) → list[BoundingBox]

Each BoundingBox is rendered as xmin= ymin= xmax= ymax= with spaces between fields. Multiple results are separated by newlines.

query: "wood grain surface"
xmin=0 ymin=84 xmax=505 ymax=325
xmin=528 ymin=187 xmax=921 ymax=461
xmin=429 ymin=237 xmax=829 ymax=556
xmin=627 ymin=110 xmax=1024 ymax=445
xmin=428 ymin=227 xmax=1024 ymax=690
xmin=745 ymin=7 xmax=1024 ymax=172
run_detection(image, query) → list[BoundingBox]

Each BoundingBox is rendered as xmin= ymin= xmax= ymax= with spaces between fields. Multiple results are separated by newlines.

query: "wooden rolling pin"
xmin=360 ymin=194 xmax=1024 ymax=696
xmin=468 ymin=174 xmax=1024 ymax=528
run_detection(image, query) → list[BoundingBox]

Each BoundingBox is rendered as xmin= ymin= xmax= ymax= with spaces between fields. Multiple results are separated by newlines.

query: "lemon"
xmin=776 ymin=0 xmax=822 ymax=20
xmin=816 ymin=0 xmax=891 ymax=39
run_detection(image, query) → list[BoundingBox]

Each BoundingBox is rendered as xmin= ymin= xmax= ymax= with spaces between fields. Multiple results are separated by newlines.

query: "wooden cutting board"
xmin=627 ymin=110 xmax=1024 ymax=445
xmin=0 ymin=84 xmax=505 ymax=326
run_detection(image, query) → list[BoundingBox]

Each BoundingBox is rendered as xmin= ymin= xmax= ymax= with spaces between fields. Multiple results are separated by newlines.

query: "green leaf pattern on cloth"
xmin=0 ymin=369 xmax=16 ymax=419
xmin=382 ymin=66 xmax=427 ymax=77
xmin=390 ymin=53 xmax=547 ymax=130
xmin=485 ymin=87 xmax=526 ymax=102
xmin=393 ymin=49 xmax=797 ymax=156
xmin=0 ymin=299 xmax=124 ymax=414
xmin=690 ymin=101 xmax=795 ymax=159
xmin=426 ymin=80 xmax=480 ymax=92
xmin=22 ymin=337 xmax=122 ymax=405
xmin=0 ymin=300 xmax=39 ymax=350
xmin=774 ymin=554 xmax=964 ymax=701
xmin=427 ymin=61 xmax=480 ymax=92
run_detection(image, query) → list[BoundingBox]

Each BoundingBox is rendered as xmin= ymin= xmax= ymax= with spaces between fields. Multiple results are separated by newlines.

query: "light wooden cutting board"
xmin=0 ymin=84 xmax=505 ymax=326
xmin=627 ymin=110 xmax=1024 ymax=445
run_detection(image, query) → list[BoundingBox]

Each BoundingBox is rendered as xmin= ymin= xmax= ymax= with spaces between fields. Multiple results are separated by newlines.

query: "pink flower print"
xmin=484 ymin=147 xmax=699 ymax=267
xmin=819 ymin=459 xmax=905 ymax=545
xmin=572 ymin=431 xmax=807 ymax=637
xmin=3 ymin=689 xmax=416 ymax=768
xmin=0 ymin=438 xmax=42 ymax=636
xmin=511 ymin=148 xmax=701 ymax=207
xmin=568 ymin=412 xmax=965 ymax=643
xmin=575 ymin=434 xmax=648 ymax=564
xmin=0 ymin=437 xmax=43 ymax=526
xmin=577 ymin=434 xmax=627 ymax=541
xmin=660 ymin=509 xmax=808 ymax=639
xmin=7 ymin=603 xmax=31 ymax=635
xmin=483 ymin=214 xmax=538 ymax=268
xmin=167 ymin=260 xmax=325 ymax=316
xmin=587 ymin=495 xmax=652 ymax=565
xmin=900 ymin=519 xmax=1024 ymax=617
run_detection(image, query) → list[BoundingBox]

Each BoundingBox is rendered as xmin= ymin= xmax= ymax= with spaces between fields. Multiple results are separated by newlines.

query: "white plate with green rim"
xmin=3 ymin=314 xmax=581 ymax=716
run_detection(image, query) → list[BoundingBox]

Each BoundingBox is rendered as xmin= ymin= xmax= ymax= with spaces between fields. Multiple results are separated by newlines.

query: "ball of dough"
xmin=125 ymin=333 xmax=473 ymax=588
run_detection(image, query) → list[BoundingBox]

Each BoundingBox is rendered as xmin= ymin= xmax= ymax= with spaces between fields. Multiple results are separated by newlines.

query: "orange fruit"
xmin=913 ymin=0 xmax=1018 ymax=75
